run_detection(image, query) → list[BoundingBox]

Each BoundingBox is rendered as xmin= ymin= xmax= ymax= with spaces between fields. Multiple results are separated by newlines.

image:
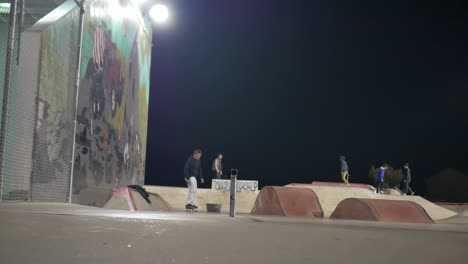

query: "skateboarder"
xmin=212 ymin=154 xmax=223 ymax=179
xmin=402 ymin=162 xmax=415 ymax=195
xmin=339 ymin=156 xmax=350 ymax=184
xmin=184 ymin=149 xmax=205 ymax=210
xmin=375 ymin=164 xmax=388 ymax=194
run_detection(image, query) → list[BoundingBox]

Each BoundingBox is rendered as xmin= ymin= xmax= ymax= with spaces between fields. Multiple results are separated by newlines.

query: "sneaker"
xmin=185 ymin=204 xmax=193 ymax=210
xmin=410 ymin=192 xmax=415 ymax=195
xmin=379 ymin=191 xmax=384 ymax=194
xmin=191 ymin=204 xmax=198 ymax=209
xmin=402 ymin=193 xmax=407 ymax=196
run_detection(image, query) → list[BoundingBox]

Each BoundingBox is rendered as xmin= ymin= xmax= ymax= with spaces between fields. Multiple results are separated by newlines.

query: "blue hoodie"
xmin=377 ymin=167 xmax=385 ymax=181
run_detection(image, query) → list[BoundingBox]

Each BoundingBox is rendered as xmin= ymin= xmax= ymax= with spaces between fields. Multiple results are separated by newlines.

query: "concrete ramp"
xmin=331 ymin=198 xmax=434 ymax=224
xmin=144 ymin=185 xmax=259 ymax=214
xmin=310 ymin=181 xmax=375 ymax=191
xmin=286 ymin=185 xmax=456 ymax=220
xmin=104 ymin=187 xmax=172 ymax=212
xmin=435 ymin=203 xmax=468 ymax=214
xmin=250 ymin=186 xmax=323 ymax=217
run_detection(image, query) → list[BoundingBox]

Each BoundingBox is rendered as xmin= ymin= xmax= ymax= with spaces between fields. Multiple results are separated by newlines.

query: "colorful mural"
xmin=71 ymin=0 xmax=151 ymax=206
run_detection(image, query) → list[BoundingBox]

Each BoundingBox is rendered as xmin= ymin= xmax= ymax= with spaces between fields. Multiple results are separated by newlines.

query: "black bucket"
xmin=206 ymin=203 xmax=222 ymax=213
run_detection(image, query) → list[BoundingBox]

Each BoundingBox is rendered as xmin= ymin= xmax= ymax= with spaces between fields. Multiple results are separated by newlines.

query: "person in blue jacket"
xmin=375 ymin=164 xmax=388 ymax=194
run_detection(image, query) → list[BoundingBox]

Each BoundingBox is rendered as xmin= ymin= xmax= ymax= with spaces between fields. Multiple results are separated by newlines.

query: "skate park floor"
xmin=1 ymin=203 xmax=467 ymax=264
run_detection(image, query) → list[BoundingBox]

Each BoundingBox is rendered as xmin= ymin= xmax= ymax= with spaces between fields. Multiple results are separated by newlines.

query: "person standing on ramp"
xmin=212 ymin=153 xmax=223 ymax=179
xmin=376 ymin=164 xmax=388 ymax=194
xmin=339 ymin=156 xmax=350 ymax=185
xmin=184 ymin=149 xmax=204 ymax=210
xmin=402 ymin=162 xmax=415 ymax=195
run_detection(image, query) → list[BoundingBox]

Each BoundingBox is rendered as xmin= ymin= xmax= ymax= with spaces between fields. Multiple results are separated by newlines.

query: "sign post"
xmin=229 ymin=169 xmax=238 ymax=217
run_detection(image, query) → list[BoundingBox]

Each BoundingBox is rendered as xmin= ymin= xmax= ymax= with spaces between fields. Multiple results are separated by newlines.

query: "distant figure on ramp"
xmin=340 ymin=156 xmax=350 ymax=185
xmin=184 ymin=149 xmax=205 ymax=211
xmin=212 ymin=153 xmax=223 ymax=179
xmin=375 ymin=164 xmax=388 ymax=194
xmin=402 ymin=162 xmax=415 ymax=195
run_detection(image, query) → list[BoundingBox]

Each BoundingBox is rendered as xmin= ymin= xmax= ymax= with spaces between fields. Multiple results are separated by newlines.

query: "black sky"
xmin=145 ymin=0 xmax=468 ymax=195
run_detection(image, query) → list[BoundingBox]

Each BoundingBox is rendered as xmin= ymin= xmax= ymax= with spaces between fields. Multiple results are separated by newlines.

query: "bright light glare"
xmin=149 ymin=4 xmax=169 ymax=23
xmin=133 ymin=0 xmax=146 ymax=5
xmin=0 ymin=3 xmax=11 ymax=14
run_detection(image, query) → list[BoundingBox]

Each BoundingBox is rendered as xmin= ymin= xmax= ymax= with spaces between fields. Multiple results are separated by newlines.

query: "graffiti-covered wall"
xmin=72 ymin=0 xmax=152 ymax=206
xmin=1 ymin=0 xmax=151 ymax=206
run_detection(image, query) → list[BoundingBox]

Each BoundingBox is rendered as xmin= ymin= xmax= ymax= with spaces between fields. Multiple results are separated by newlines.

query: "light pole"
xmin=68 ymin=0 xmax=85 ymax=203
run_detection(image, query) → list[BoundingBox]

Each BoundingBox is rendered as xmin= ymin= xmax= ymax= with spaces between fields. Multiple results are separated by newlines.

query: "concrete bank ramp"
xmin=144 ymin=185 xmax=259 ymax=213
xmin=250 ymin=186 xmax=323 ymax=217
xmin=331 ymin=198 xmax=434 ymax=224
xmin=104 ymin=187 xmax=172 ymax=212
xmin=436 ymin=214 xmax=468 ymax=225
xmin=286 ymin=184 xmax=457 ymax=220
xmin=435 ymin=203 xmax=468 ymax=214
xmin=311 ymin=181 xmax=375 ymax=191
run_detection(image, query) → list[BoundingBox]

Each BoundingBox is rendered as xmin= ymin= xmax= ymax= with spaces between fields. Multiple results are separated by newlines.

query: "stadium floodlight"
xmin=149 ymin=4 xmax=169 ymax=23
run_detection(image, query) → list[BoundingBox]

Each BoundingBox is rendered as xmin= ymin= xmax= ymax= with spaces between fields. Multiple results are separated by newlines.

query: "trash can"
xmin=206 ymin=203 xmax=222 ymax=213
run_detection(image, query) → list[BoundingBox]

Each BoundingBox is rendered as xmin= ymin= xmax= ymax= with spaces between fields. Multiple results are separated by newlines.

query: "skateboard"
xmin=185 ymin=205 xmax=198 ymax=212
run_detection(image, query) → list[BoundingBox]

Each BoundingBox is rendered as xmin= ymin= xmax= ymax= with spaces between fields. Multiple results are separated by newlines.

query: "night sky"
xmin=145 ymin=0 xmax=468 ymax=195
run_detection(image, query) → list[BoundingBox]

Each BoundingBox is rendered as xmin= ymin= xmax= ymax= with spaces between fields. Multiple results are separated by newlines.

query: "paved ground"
xmin=0 ymin=203 xmax=467 ymax=264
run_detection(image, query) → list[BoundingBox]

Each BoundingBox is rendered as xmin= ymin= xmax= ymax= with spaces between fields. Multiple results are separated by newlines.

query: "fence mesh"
xmin=0 ymin=0 xmax=77 ymax=201
xmin=0 ymin=0 xmax=151 ymax=205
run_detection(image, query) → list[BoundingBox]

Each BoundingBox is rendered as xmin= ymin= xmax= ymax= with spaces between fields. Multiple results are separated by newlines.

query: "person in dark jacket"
xmin=339 ymin=156 xmax=350 ymax=184
xmin=184 ymin=149 xmax=204 ymax=209
xmin=375 ymin=164 xmax=388 ymax=194
xmin=402 ymin=162 xmax=415 ymax=195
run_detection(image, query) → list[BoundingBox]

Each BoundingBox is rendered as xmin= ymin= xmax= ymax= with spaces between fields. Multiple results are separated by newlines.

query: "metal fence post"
xmin=0 ymin=0 xmax=19 ymax=201
xmin=68 ymin=0 xmax=85 ymax=203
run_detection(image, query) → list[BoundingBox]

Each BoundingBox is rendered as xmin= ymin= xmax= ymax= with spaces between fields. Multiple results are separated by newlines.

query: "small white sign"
xmin=212 ymin=179 xmax=258 ymax=192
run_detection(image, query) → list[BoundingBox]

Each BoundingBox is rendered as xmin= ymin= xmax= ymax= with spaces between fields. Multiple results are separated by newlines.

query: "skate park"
xmin=103 ymin=180 xmax=465 ymax=224
xmin=1 ymin=0 xmax=468 ymax=263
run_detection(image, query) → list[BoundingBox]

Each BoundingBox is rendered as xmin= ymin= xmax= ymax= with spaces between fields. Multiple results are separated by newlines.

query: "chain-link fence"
xmin=0 ymin=0 xmax=76 ymax=202
xmin=1 ymin=0 xmax=151 ymax=205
